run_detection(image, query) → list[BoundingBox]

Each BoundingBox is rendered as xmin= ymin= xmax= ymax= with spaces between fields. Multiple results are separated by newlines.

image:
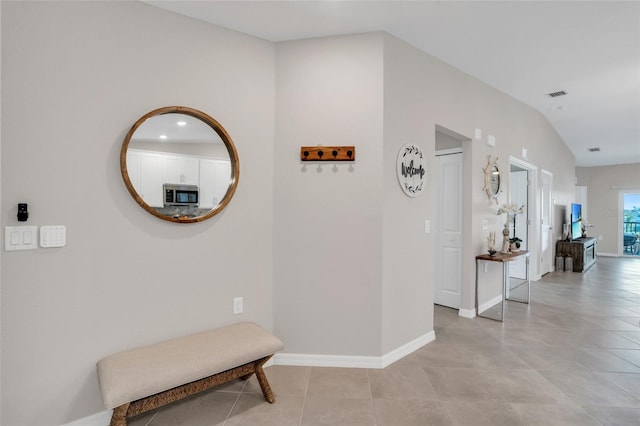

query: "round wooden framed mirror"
xmin=120 ymin=106 xmax=239 ymax=223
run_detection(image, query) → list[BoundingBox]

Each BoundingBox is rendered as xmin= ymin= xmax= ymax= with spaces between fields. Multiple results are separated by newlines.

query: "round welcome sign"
xmin=397 ymin=143 xmax=426 ymax=197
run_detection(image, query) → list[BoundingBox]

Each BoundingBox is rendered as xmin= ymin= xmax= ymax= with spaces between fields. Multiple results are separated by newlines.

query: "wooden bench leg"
xmin=254 ymin=356 xmax=275 ymax=403
xmin=110 ymin=403 xmax=130 ymax=426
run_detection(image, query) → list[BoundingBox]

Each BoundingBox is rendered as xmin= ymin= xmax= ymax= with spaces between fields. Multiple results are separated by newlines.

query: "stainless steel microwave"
xmin=163 ymin=184 xmax=199 ymax=207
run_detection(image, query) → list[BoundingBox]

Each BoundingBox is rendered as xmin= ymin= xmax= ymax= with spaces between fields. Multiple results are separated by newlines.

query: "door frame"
xmin=434 ymin=148 xmax=463 ymax=309
xmin=509 ymin=156 xmax=540 ymax=280
xmin=434 ymin=124 xmax=472 ymax=317
xmin=509 ymin=168 xmax=528 ymax=280
xmin=540 ymin=169 xmax=554 ymax=274
xmin=619 ymin=190 xmax=640 ymax=256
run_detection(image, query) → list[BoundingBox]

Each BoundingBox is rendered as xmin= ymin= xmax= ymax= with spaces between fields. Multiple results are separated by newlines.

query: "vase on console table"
xmin=501 ymin=222 xmax=510 ymax=254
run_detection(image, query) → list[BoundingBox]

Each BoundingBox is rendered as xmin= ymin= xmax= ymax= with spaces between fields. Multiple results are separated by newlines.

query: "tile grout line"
xmin=222 ymin=379 xmax=248 ymax=425
xmin=365 ymin=368 xmax=378 ymax=426
xmin=144 ymin=410 xmax=159 ymax=426
xmin=297 ymin=366 xmax=312 ymax=426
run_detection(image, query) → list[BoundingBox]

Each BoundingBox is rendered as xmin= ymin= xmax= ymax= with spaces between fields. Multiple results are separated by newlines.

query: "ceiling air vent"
xmin=588 ymin=147 xmax=600 ymax=152
xmin=547 ymin=90 xmax=567 ymax=98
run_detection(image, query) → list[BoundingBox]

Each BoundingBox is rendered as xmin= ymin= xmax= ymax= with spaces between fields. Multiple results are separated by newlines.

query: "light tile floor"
xmin=131 ymin=257 xmax=640 ymax=425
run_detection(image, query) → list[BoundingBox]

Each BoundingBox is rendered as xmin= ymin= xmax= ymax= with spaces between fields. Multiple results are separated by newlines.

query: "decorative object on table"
xmin=482 ymin=155 xmax=502 ymax=204
xmin=564 ymin=255 xmax=573 ymax=272
xmin=581 ymin=222 xmax=593 ymax=238
xmin=497 ymin=203 xmax=526 ymax=253
xmin=563 ymin=223 xmax=570 ymax=241
xmin=501 ymin=224 xmax=511 ymax=254
xmin=396 ymin=143 xmax=426 ymax=197
xmin=487 ymin=231 xmax=497 ymax=256
xmin=509 ymin=237 xmax=523 ymax=252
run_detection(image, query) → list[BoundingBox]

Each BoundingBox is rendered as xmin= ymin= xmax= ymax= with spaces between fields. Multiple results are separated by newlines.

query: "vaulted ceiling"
xmin=145 ymin=1 xmax=640 ymax=167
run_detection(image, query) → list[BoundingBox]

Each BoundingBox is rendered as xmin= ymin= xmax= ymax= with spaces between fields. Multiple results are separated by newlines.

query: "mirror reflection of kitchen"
xmin=126 ymin=113 xmax=232 ymax=219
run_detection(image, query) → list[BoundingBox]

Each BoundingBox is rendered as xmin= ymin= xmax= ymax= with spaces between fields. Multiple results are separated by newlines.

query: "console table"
xmin=556 ymin=237 xmax=597 ymax=272
xmin=475 ymin=251 xmax=530 ymax=322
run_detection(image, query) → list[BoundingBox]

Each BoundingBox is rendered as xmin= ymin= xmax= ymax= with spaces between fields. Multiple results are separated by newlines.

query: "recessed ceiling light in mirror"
xmin=132 ymin=113 xmax=219 ymax=144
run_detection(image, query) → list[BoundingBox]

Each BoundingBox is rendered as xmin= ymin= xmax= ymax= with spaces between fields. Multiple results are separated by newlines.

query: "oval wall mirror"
xmin=120 ymin=106 xmax=239 ymax=223
xmin=482 ymin=155 xmax=501 ymax=204
xmin=489 ymin=165 xmax=501 ymax=196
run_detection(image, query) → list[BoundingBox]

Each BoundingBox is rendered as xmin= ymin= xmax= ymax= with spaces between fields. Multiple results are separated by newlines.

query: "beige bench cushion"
xmin=97 ymin=322 xmax=284 ymax=409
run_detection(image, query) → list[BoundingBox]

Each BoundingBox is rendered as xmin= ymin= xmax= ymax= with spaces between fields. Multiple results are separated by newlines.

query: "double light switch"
xmin=4 ymin=226 xmax=38 ymax=251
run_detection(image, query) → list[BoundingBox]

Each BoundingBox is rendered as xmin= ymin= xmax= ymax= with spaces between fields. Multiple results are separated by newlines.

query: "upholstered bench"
xmin=97 ymin=322 xmax=284 ymax=426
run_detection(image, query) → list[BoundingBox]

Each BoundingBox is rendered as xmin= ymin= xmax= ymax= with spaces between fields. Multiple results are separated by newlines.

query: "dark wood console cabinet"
xmin=556 ymin=237 xmax=597 ymax=272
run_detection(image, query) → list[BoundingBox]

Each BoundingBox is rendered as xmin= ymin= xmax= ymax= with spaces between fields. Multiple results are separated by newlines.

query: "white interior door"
xmin=510 ymin=170 xmax=528 ymax=279
xmin=435 ymin=152 xmax=462 ymax=309
xmin=541 ymin=170 xmax=553 ymax=274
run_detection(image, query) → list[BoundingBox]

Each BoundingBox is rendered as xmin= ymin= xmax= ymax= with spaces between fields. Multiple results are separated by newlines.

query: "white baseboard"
xmin=381 ymin=331 xmax=435 ymax=368
xmin=598 ymin=252 xmax=618 ymax=257
xmin=61 ymin=410 xmax=112 ymax=426
xmin=478 ymin=294 xmax=502 ymax=314
xmin=274 ymin=352 xmax=382 ymax=368
xmin=458 ymin=308 xmax=476 ymax=318
xmin=63 ymin=332 xmax=437 ymax=425
xmin=274 ymin=330 xmax=435 ymax=369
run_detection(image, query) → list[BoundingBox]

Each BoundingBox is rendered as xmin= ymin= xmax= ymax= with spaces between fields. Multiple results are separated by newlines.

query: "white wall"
xmin=2 ymin=2 xmax=581 ymax=425
xmin=576 ymin=164 xmax=640 ymax=254
xmin=274 ymin=31 xmax=578 ymax=358
xmin=381 ymin=36 xmax=435 ymax=353
xmin=274 ymin=33 xmax=385 ymax=356
xmin=381 ymin=34 xmax=576 ymax=314
xmin=1 ymin=2 xmax=275 ymax=425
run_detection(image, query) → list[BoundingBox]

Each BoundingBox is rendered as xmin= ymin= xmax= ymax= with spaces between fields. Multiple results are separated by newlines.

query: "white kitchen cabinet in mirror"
xmin=164 ymin=155 xmax=200 ymax=186
xmin=199 ymin=159 xmax=232 ymax=209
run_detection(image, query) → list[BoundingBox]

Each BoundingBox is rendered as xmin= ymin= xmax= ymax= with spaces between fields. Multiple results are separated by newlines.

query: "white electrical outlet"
xmin=233 ymin=297 xmax=243 ymax=314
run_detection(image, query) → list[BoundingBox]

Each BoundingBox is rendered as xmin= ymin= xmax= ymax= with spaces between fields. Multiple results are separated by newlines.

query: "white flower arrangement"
xmin=497 ymin=203 xmax=525 ymax=217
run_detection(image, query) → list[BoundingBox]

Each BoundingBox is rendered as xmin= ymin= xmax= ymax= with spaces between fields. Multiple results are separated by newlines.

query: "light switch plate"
xmin=40 ymin=225 xmax=66 ymax=248
xmin=5 ymin=226 xmax=38 ymax=251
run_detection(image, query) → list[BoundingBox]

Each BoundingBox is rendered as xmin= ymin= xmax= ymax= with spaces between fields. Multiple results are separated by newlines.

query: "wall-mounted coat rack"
xmin=300 ymin=146 xmax=355 ymax=162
